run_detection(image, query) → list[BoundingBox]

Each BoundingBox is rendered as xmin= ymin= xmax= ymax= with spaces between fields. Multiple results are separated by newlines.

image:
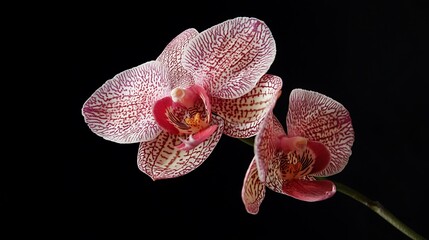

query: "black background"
xmin=58 ymin=0 xmax=428 ymax=239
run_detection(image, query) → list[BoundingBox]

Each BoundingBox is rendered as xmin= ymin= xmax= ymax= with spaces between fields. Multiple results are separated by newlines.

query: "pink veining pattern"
xmin=255 ymin=111 xmax=285 ymax=184
xmin=242 ymin=88 xmax=354 ymax=214
xmin=286 ymin=89 xmax=355 ymax=176
xmin=82 ymin=61 xmax=170 ymax=143
xmin=241 ymin=157 xmax=266 ymax=214
xmin=156 ymin=28 xmax=199 ymax=89
xmin=182 ymin=17 xmax=276 ymax=99
xmin=211 ymin=74 xmax=282 ymax=138
xmin=138 ymin=115 xmax=224 ymax=180
xmin=83 ymin=17 xmax=278 ymax=180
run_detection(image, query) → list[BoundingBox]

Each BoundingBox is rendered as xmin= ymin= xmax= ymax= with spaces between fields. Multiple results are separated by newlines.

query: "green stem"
xmin=238 ymin=138 xmax=426 ymax=240
xmin=333 ymin=181 xmax=426 ymax=240
xmin=239 ymin=137 xmax=254 ymax=147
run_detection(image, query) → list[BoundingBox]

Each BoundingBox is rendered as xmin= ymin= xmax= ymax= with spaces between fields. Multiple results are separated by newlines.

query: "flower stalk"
xmin=334 ymin=181 xmax=426 ymax=240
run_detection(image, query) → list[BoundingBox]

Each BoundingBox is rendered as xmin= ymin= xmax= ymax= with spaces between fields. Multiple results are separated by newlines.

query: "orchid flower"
xmin=82 ymin=17 xmax=281 ymax=180
xmin=242 ymin=88 xmax=355 ymax=214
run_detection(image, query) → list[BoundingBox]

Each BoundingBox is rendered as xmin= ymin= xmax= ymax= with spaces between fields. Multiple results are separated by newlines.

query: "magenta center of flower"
xmin=278 ymin=136 xmax=314 ymax=180
xmin=153 ymin=85 xmax=212 ymax=135
xmin=168 ymin=87 xmax=210 ymax=134
xmin=153 ymin=84 xmax=217 ymax=150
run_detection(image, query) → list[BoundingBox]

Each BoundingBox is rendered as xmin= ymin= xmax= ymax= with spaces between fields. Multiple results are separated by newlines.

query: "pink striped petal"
xmin=137 ymin=115 xmax=224 ymax=180
xmin=286 ymin=89 xmax=355 ymax=176
xmin=241 ymin=157 xmax=266 ymax=215
xmin=182 ymin=17 xmax=276 ymax=99
xmin=264 ymin=148 xmax=285 ymax=194
xmin=157 ymin=28 xmax=198 ymax=89
xmin=282 ymin=179 xmax=336 ymax=202
xmin=255 ymin=110 xmax=286 ymax=183
xmin=82 ymin=61 xmax=170 ymax=143
xmin=212 ymin=74 xmax=283 ymax=138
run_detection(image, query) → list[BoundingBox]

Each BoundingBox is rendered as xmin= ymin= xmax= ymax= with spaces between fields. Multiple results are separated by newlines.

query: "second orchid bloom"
xmin=82 ymin=17 xmax=282 ymax=180
xmin=242 ymin=89 xmax=355 ymax=214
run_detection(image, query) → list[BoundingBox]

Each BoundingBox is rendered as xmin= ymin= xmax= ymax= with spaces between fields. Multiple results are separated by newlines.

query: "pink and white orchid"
xmin=82 ymin=17 xmax=281 ymax=180
xmin=242 ymin=88 xmax=355 ymax=214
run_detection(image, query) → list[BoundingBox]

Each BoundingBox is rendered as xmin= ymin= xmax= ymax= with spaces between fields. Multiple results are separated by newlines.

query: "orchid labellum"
xmin=242 ymin=89 xmax=355 ymax=214
xmin=82 ymin=17 xmax=282 ymax=180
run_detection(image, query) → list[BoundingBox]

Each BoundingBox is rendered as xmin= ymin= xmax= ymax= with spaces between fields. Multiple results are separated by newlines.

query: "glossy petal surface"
xmin=157 ymin=28 xmax=198 ymax=89
xmin=82 ymin=61 xmax=170 ymax=143
xmin=307 ymin=140 xmax=331 ymax=174
xmin=282 ymin=179 xmax=336 ymax=202
xmin=183 ymin=17 xmax=276 ymax=99
xmin=137 ymin=115 xmax=224 ymax=180
xmin=255 ymin=110 xmax=285 ymax=183
xmin=286 ymin=89 xmax=355 ymax=176
xmin=242 ymin=157 xmax=266 ymax=214
xmin=212 ymin=74 xmax=283 ymax=138
xmin=152 ymin=96 xmax=180 ymax=135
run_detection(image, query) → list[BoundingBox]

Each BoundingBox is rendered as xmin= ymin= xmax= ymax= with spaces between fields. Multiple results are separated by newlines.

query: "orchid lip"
xmin=276 ymin=136 xmax=315 ymax=180
xmin=154 ymin=85 xmax=212 ymax=136
xmin=281 ymin=148 xmax=314 ymax=180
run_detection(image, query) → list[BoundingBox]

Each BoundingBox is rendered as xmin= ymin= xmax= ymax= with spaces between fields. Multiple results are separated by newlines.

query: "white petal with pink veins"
xmin=264 ymin=116 xmax=290 ymax=193
xmin=182 ymin=17 xmax=276 ymax=99
xmin=137 ymin=115 xmax=224 ymax=180
xmin=82 ymin=61 xmax=170 ymax=143
xmin=286 ymin=89 xmax=355 ymax=176
xmin=242 ymin=157 xmax=266 ymax=214
xmin=212 ymin=74 xmax=282 ymax=138
xmin=157 ymin=28 xmax=198 ymax=89
xmin=255 ymin=109 xmax=286 ymax=183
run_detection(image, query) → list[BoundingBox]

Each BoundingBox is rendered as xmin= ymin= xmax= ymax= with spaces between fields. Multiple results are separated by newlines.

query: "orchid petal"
xmin=286 ymin=89 xmax=355 ymax=176
xmin=255 ymin=109 xmax=286 ymax=183
xmin=241 ymin=157 xmax=266 ymax=215
xmin=212 ymin=74 xmax=283 ymax=138
xmin=307 ymin=140 xmax=331 ymax=174
xmin=183 ymin=17 xmax=276 ymax=99
xmin=157 ymin=28 xmax=198 ymax=89
xmin=282 ymin=179 xmax=336 ymax=202
xmin=264 ymin=149 xmax=285 ymax=194
xmin=82 ymin=61 xmax=170 ymax=143
xmin=137 ymin=115 xmax=224 ymax=180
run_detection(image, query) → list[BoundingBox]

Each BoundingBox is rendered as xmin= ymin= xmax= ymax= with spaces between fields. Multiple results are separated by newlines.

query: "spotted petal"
xmin=212 ymin=74 xmax=282 ymax=138
xmin=137 ymin=115 xmax=224 ymax=180
xmin=255 ymin=108 xmax=286 ymax=183
xmin=282 ymin=179 xmax=336 ymax=202
xmin=82 ymin=61 xmax=170 ymax=143
xmin=286 ymin=89 xmax=355 ymax=176
xmin=182 ymin=17 xmax=276 ymax=99
xmin=242 ymin=157 xmax=266 ymax=214
xmin=157 ymin=28 xmax=198 ymax=89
